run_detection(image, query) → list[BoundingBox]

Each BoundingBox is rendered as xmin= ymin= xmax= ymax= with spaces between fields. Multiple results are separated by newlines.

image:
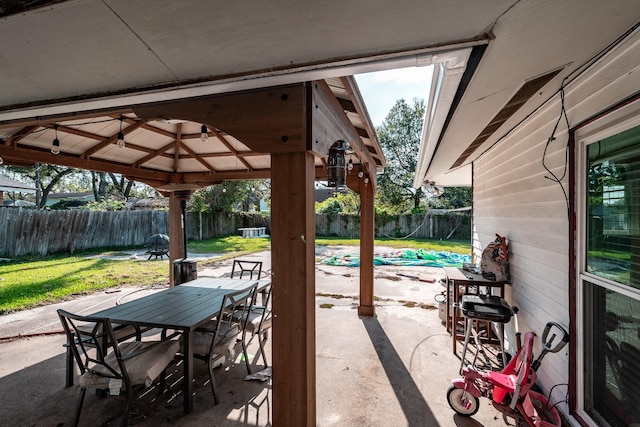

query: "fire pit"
xmin=145 ymin=234 xmax=170 ymax=260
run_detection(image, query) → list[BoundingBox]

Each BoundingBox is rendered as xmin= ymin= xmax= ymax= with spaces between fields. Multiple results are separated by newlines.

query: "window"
xmin=580 ymin=119 xmax=640 ymax=427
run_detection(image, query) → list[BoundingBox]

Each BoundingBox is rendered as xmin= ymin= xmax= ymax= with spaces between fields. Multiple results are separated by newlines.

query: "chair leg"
xmin=241 ymin=338 xmax=252 ymax=374
xmin=65 ymin=344 xmax=74 ymax=387
xmin=120 ymin=383 xmax=132 ymax=427
xmin=207 ymin=359 xmax=220 ymax=405
xmin=73 ymin=388 xmax=87 ymax=427
xmin=257 ymin=332 xmax=269 ymax=368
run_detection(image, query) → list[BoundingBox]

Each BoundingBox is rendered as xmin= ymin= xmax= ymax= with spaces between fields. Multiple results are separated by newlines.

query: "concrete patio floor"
xmin=0 ymin=248 xmax=511 ymax=426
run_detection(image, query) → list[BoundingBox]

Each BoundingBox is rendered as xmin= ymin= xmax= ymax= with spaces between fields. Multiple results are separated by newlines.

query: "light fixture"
xmin=347 ymin=158 xmax=354 ymax=171
xmin=358 ymin=169 xmax=364 ymax=178
xmin=117 ymin=117 xmax=125 ymax=148
xmin=51 ymin=125 xmax=60 ymax=154
xmin=327 ymin=140 xmax=349 ymax=188
xmin=200 ymin=124 xmax=209 ymax=142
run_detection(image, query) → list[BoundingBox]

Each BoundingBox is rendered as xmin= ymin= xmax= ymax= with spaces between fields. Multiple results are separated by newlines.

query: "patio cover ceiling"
xmin=0 ymin=0 xmax=516 ymax=190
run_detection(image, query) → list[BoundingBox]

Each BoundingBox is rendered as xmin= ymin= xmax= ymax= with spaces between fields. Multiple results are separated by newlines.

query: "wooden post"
xmin=271 ymin=151 xmax=316 ymax=426
xmin=168 ymin=191 xmax=190 ymax=286
xmin=358 ymin=172 xmax=375 ymax=316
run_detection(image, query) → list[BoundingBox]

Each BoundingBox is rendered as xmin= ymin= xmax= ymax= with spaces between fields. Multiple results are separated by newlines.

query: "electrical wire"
xmin=1 ymin=117 xmax=138 ymax=142
xmin=547 ymin=382 xmax=569 ymax=412
xmin=541 ymin=79 xmax=571 ymax=213
xmin=378 ymin=212 xmax=430 ymax=240
xmin=475 ymin=21 xmax=640 ymax=212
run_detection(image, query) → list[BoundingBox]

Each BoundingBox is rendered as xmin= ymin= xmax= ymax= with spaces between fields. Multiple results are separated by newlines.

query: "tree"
xmin=188 ymin=180 xmax=270 ymax=214
xmin=426 ymin=186 xmax=472 ymax=210
xmin=4 ymin=164 xmax=78 ymax=208
xmin=376 ymin=98 xmax=426 ymax=214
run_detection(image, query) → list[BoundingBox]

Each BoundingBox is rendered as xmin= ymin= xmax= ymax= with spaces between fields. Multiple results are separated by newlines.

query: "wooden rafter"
xmin=312 ymin=80 xmax=377 ymax=189
xmin=4 ymin=125 xmax=40 ymax=147
xmin=179 ymin=138 xmax=217 ymax=173
xmin=211 ymin=128 xmax=253 ymax=170
xmin=82 ymin=118 xmax=147 ymax=158
xmin=339 ymin=76 xmax=385 ymax=168
xmin=173 ymin=123 xmax=182 ymax=172
xmin=133 ymin=141 xmax=175 ymax=167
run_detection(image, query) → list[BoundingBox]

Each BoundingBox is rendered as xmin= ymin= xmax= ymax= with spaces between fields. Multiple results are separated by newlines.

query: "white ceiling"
xmin=1 ymin=0 xmax=639 ymax=189
xmin=0 ymin=0 xmax=508 ymax=114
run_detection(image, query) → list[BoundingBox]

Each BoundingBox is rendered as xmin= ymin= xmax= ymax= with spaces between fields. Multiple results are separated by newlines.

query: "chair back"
xmin=256 ymin=282 xmax=273 ymax=327
xmin=209 ymin=283 xmax=259 ymax=353
xmin=58 ymin=309 xmax=128 ymax=384
xmin=231 ymin=260 xmax=263 ymax=279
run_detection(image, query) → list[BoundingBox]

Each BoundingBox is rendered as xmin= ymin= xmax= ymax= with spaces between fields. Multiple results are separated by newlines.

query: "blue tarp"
xmin=321 ymin=249 xmax=471 ymax=267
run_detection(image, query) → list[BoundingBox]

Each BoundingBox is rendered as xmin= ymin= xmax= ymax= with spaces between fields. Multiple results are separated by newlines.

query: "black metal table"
xmin=89 ymin=277 xmax=270 ymax=414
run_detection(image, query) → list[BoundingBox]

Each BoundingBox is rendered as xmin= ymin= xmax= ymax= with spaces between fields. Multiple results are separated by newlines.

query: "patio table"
xmin=88 ymin=277 xmax=271 ymax=414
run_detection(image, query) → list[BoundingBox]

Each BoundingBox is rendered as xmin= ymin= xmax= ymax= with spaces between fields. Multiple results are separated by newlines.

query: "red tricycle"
xmin=447 ymin=321 xmax=569 ymax=427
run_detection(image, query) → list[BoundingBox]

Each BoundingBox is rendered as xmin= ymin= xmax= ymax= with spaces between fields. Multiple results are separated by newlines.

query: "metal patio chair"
xmin=64 ymin=322 xmax=145 ymax=388
xmin=189 ymin=282 xmax=259 ymax=404
xmin=58 ymin=309 xmax=180 ymax=427
xmin=231 ymin=260 xmax=263 ymax=280
xmin=232 ymin=282 xmax=273 ymax=369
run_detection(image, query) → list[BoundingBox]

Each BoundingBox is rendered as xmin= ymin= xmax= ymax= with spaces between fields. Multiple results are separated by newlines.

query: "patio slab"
xmin=0 ymin=249 xmax=514 ymax=426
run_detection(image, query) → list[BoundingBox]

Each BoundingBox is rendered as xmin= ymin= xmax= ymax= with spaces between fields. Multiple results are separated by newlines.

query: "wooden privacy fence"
xmin=0 ymin=208 xmax=169 ymax=257
xmin=0 ymin=208 xmax=469 ymax=257
xmin=315 ymin=212 xmax=470 ymax=240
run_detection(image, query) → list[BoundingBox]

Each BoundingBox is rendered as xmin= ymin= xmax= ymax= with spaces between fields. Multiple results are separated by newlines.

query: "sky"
xmin=354 ymin=65 xmax=434 ymax=128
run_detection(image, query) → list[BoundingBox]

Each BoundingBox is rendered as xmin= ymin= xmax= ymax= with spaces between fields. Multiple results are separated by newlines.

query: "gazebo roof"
xmin=0 ymin=77 xmax=384 ymax=192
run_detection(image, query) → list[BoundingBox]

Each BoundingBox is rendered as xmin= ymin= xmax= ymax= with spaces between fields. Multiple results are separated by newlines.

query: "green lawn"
xmin=0 ymin=236 xmax=469 ymax=315
xmin=0 ymin=236 xmax=269 ymax=315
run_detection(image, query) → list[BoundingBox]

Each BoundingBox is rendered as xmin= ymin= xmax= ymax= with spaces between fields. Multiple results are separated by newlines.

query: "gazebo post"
xmin=270 ymin=151 xmax=317 ymax=426
xmin=168 ymin=190 xmax=191 ymax=286
xmin=358 ymin=170 xmax=375 ymax=316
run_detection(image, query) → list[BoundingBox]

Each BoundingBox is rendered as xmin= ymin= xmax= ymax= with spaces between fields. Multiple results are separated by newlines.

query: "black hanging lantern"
xmin=327 ymin=140 xmax=349 ymax=188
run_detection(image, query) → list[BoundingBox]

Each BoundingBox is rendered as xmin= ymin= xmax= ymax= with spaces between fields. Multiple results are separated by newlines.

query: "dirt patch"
xmin=399 ymin=300 xmax=437 ymax=310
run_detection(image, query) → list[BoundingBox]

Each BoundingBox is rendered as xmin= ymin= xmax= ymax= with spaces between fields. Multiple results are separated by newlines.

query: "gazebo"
xmin=0 ymin=76 xmax=385 ymax=425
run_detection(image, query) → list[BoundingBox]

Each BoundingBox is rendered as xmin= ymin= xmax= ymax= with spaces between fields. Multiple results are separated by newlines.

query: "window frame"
xmin=575 ymin=99 xmax=640 ymax=425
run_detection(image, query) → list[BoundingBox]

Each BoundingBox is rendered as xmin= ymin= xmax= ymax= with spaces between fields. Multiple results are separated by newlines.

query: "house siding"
xmin=471 ymin=28 xmax=640 ymax=422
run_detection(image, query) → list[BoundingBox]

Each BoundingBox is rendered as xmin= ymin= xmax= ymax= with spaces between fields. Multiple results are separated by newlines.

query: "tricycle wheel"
xmin=447 ymin=385 xmax=480 ymax=416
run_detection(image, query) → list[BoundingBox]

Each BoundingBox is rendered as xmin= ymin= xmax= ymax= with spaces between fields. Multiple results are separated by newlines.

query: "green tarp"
xmin=321 ymin=249 xmax=471 ymax=267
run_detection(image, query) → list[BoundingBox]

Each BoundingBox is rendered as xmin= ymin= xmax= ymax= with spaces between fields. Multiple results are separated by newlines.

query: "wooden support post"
xmin=358 ymin=173 xmax=375 ymax=316
xmin=168 ymin=191 xmax=190 ymax=286
xmin=271 ymin=151 xmax=316 ymax=426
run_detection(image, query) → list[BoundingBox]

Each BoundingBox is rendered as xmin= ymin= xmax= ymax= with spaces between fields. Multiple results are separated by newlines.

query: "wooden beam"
xmin=134 ymin=84 xmax=307 ymax=154
xmin=0 ymin=144 xmax=171 ymax=182
xmin=271 ymin=151 xmax=316 ymax=426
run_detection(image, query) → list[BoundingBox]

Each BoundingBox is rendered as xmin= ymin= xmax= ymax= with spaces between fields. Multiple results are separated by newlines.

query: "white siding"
xmin=471 ymin=28 xmax=640 ymax=417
